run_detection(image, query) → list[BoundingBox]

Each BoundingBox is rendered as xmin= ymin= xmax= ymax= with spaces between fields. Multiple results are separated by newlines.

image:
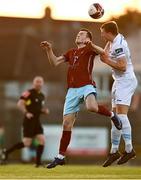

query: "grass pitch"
xmin=0 ymin=164 xmax=140 ymax=179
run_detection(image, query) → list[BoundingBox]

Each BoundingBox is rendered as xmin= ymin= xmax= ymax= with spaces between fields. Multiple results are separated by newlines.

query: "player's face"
xmin=101 ymin=28 xmax=110 ymax=42
xmin=75 ymin=31 xmax=89 ymax=45
xmin=33 ymin=77 xmax=44 ymax=91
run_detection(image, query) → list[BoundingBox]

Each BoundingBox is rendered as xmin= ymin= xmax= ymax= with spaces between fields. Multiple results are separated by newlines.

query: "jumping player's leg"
xmin=59 ymin=113 xmax=76 ymax=157
xmin=102 ymin=106 xmax=122 ymax=167
xmin=85 ymin=93 xmax=122 ymax=130
xmin=116 ymin=105 xmax=132 ymax=151
xmin=47 ymin=113 xmax=76 ymax=169
xmin=116 ymin=105 xmax=136 ymax=165
xmin=115 ymin=78 xmax=137 ymax=164
xmin=47 ymin=88 xmax=80 ymax=169
xmin=84 ymin=85 xmax=111 ymax=116
xmin=103 ymin=79 xmax=137 ymax=167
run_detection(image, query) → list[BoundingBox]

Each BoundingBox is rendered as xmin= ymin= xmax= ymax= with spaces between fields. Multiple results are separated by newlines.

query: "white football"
xmin=88 ymin=3 xmax=104 ymax=19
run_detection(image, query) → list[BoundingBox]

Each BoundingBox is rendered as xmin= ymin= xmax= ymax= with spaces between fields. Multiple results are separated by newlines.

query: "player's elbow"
xmin=54 ymin=59 xmax=64 ymax=66
xmin=50 ymin=58 xmax=60 ymax=67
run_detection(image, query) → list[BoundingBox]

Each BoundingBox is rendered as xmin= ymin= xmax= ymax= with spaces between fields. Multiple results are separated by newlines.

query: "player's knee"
xmin=63 ymin=120 xmax=73 ymax=131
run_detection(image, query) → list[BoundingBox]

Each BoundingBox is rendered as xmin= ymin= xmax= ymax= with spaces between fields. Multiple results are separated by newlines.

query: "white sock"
xmin=110 ymin=123 xmax=121 ymax=154
xmin=118 ymin=114 xmax=133 ymax=153
xmin=57 ymin=154 xmax=65 ymax=159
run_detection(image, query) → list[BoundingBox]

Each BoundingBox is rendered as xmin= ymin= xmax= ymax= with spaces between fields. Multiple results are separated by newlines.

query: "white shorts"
xmin=112 ymin=77 xmax=138 ymax=107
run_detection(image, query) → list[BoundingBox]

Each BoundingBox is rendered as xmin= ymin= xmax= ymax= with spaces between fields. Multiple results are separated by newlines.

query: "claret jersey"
xmin=64 ymin=45 xmax=97 ymax=88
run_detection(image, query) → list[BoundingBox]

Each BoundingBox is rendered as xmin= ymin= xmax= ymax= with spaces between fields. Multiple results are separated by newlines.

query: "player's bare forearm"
xmin=40 ymin=41 xmax=57 ymax=66
xmin=94 ymin=45 xmax=105 ymax=55
xmin=91 ymin=43 xmax=105 ymax=55
xmin=45 ymin=49 xmax=58 ymax=66
xmin=45 ymin=49 xmax=65 ymax=66
xmin=107 ymin=59 xmax=126 ymax=71
xmin=40 ymin=41 xmax=65 ymax=66
xmin=101 ymin=55 xmax=127 ymax=72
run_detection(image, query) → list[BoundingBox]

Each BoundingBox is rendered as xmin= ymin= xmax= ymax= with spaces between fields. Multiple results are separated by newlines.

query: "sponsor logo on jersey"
xmin=115 ymin=48 xmax=123 ymax=55
xmin=117 ymin=99 xmax=122 ymax=102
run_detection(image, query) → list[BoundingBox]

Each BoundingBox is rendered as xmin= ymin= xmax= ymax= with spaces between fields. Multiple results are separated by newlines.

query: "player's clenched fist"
xmin=40 ymin=41 xmax=52 ymax=51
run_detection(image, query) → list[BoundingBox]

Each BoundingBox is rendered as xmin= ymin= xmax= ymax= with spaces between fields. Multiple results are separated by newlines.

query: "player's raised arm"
xmin=86 ymin=41 xmax=105 ymax=55
xmin=40 ymin=41 xmax=65 ymax=66
xmin=92 ymin=43 xmax=105 ymax=55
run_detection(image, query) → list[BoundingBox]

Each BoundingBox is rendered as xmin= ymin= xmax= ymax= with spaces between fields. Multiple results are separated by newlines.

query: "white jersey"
xmin=109 ymin=33 xmax=136 ymax=80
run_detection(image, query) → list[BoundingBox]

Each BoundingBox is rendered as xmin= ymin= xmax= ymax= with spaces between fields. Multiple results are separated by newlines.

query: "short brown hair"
xmin=100 ymin=21 xmax=119 ymax=35
xmin=80 ymin=28 xmax=93 ymax=41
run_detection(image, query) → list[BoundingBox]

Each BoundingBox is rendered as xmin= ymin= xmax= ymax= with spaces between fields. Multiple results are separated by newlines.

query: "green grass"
xmin=0 ymin=164 xmax=141 ymax=179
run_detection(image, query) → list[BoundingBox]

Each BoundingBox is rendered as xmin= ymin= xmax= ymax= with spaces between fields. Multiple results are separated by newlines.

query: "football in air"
xmin=88 ymin=3 xmax=104 ymax=19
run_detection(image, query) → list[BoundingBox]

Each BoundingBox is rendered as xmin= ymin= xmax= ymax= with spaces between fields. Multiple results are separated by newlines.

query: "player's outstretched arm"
xmin=86 ymin=41 xmax=105 ymax=55
xmin=40 ymin=41 xmax=65 ymax=66
xmin=92 ymin=44 xmax=105 ymax=55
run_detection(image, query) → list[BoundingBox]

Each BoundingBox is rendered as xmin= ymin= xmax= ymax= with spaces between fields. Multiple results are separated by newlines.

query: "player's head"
xmin=100 ymin=21 xmax=119 ymax=41
xmin=75 ymin=28 xmax=93 ymax=45
xmin=33 ymin=76 xmax=44 ymax=91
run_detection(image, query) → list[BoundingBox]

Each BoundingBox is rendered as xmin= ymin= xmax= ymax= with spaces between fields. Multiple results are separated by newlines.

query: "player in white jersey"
xmin=99 ymin=21 xmax=138 ymax=167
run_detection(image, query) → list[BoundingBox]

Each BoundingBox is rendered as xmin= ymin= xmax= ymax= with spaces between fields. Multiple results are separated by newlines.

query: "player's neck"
xmin=110 ymin=34 xmax=117 ymax=42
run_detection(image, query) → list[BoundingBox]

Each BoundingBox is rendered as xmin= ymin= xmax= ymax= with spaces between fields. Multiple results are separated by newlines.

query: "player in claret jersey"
xmin=40 ymin=28 xmax=122 ymax=168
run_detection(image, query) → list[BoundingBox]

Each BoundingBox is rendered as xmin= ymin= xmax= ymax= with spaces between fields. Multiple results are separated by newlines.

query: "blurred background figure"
xmin=0 ymin=76 xmax=49 ymax=167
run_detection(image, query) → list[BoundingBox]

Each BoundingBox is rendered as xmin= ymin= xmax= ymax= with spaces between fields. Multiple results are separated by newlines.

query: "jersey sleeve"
xmin=20 ymin=90 xmax=31 ymax=100
xmin=63 ymin=49 xmax=73 ymax=62
xmin=114 ymin=44 xmax=126 ymax=59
